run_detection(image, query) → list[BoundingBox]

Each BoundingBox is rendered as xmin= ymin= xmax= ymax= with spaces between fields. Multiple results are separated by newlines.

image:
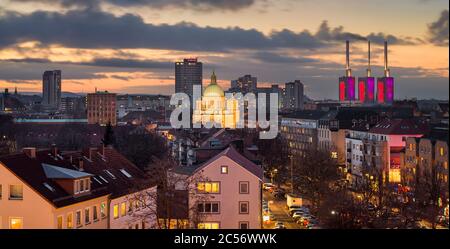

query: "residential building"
xmin=283 ymin=80 xmax=304 ymax=110
xmin=230 ymin=75 xmax=257 ymax=94
xmin=280 ymin=110 xmax=327 ymax=158
xmin=42 ymin=70 xmax=62 ymax=110
xmin=171 ymin=145 xmax=263 ymax=229
xmin=0 ymin=146 xmax=157 ymax=229
xmin=175 ymin=58 xmax=203 ymax=100
xmin=87 ymin=91 xmax=117 ymax=126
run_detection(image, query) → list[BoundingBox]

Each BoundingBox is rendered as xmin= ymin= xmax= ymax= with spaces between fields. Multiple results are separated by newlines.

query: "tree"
xmin=293 ymin=148 xmax=340 ymax=213
xmin=126 ymin=156 xmax=212 ymax=229
xmin=256 ymin=135 xmax=289 ymax=186
xmin=102 ymin=122 xmax=115 ymax=147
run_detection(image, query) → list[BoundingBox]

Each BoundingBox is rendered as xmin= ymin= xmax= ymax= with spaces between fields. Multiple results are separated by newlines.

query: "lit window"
xmin=120 ymin=202 xmax=126 ymax=216
xmin=9 ymin=217 xmax=23 ymax=229
xmin=113 ymin=204 xmax=119 ymax=219
xmin=331 ymin=152 xmax=338 ymax=159
xmin=221 ymin=166 xmax=228 ymax=174
xmin=197 ymin=222 xmax=219 ymax=229
xmin=57 ymin=216 xmax=63 ymax=229
xmin=75 ymin=211 xmax=82 ymax=227
xmin=9 ymin=184 xmax=23 ymax=200
xmin=440 ymin=148 xmax=445 ymax=156
xmin=67 ymin=213 xmax=73 ymax=229
xmin=197 ymin=182 xmax=220 ymax=193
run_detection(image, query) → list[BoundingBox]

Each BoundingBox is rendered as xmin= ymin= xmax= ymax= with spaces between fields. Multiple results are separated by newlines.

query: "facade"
xmin=87 ymin=91 xmax=117 ymax=126
xmin=230 ymin=75 xmax=257 ymax=94
xmin=42 ymin=70 xmax=62 ymax=110
xmin=61 ymin=97 xmax=86 ymax=116
xmin=172 ymin=146 xmax=263 ymax=229
xmin=280 ymin=111 xmax=326 ymax=158
xmin=193 ymin=72 xmax=240 ymax=128
xmin=175 ymin=58 xmax=203 ymax=100
xmin=0 ymin=146 xmax=157 ymax=229
xmin=284 ymin=80 xmax=304 ymax=110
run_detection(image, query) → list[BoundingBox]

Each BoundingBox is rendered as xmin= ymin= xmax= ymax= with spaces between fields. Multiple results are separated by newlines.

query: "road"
xmin=263 ymin=191 xmax=303 ymax=229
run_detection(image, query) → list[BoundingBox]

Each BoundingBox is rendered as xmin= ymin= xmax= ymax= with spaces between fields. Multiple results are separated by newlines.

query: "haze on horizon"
xmin=0 ymin=0 xmax=448 ymax=100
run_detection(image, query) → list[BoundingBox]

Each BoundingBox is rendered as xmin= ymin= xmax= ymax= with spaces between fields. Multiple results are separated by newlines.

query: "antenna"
xmin=367 ymin=40 xmax=372 ymax=77
xmin=384 ymin=40 xmax=390 ymax=77
xmin=345 ymin=40 xmax=352 ymax=77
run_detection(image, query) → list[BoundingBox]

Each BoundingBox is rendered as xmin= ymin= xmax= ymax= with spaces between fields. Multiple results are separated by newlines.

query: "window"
xmin=197 ymin=182 xmax=220 ymax=193
xmin=239 ymin=202 xmax=249 ymax=214
xmin=80 ymin=179 xmax=84 ymax=192
xmin=239 ymin=182 xmax=249 ymax=194
xmin=239 ymin=222 xmax=249 ymax=229
xmin=221 ymin=166 xmax=228 ymax=174
xmin=121 ymin=202 xmax=127 ymax=217
xmin=197 ymin=202 xmax=220 ymax=214
xmin=93 ymin=206 xmax=98 ymax=221
xmin=85 ymin=208 xmax=90 ymax=224
xmin=119 ymin=169 xmax=132 ymax=178
xmin=84 ymin=179 xmax=90 ymax=191
xmin=67 ymin=213 xmax=73 ymax=229
xmin=43 ymin=182 xmax=55 ymax=192
xmin=104 ymin=170 xmax=116 ymax=179
xmin=440 ymin=147 xmax=445 ymax=156
xmin=113 ymin=204 xmax=119 ymax=219
xmin=57 ymin=216 xmax=63 ymax=229
xmin=9 ymin=217 xmax=23 ymax=229
xmin=197 ymin=222 xmax=219 ymax=229
xmin=9 ymin=184 xmax=23 ymax=200
xmin=100 ymin=202 xmax=107 ymax=218
xmin=99 ymin=175 xmax=109 ymax=183
xmin=75 ymin=210 xmax=82 ymax=227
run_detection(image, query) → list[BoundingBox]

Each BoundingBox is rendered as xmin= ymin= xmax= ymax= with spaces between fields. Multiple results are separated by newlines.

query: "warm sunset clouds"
xmin=0 ymin=0 xmax=448 ymax=99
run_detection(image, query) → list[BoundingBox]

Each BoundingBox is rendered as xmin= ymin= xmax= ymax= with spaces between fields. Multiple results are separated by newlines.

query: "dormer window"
xmin=74 ymin=178 xmax=91 ymax=195
xmin=104 ymin=170 xmax=116 ymax=179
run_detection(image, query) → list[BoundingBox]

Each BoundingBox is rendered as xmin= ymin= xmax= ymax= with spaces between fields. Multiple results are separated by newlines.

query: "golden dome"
xmin=203 ymin=71 xmax=224 ymax=97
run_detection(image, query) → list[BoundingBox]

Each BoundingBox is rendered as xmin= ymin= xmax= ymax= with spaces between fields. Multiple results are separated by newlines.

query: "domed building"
xmin=193 ymin=71 xmax=240 ymax=128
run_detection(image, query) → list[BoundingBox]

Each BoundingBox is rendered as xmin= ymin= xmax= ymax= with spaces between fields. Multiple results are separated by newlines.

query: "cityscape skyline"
xmin=0 ymin=0 xmax=448 ymax=100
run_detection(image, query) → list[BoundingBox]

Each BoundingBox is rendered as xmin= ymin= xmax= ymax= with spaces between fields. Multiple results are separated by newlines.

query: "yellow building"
xmin=193 ymin=72 xmax=240 ymax=128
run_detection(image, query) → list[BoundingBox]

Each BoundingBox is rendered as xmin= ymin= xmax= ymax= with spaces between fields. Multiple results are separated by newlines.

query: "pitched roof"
xmin=0 ymin=147 xmax=155 ymax=208
xmin=173 ymin=145 xmax=263 ymax=180
xmin=282 ymin=110 xmax=328 ymax=120
xmin=369 ymin=119 xmax=429 ymax=135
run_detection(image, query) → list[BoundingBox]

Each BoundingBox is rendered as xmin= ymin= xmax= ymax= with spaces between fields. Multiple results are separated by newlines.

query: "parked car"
xmin=292 ymin=212 xmax=305 ymax=220
xmin=273 ymin=189 xmax=286 ymax=198
xmin=263 ymin=183 xmax=275 ymax=191
xmin=274 ymin=222 xmax=286 ymax=229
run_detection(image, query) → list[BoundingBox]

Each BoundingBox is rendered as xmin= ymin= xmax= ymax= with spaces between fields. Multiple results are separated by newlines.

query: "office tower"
xmin=358 ymin=41 xmax=376 ymax=104
xmin=175 ymin=58 xmax=203 ymax=99
xmin=230 ymin=75 xmax=257 ymax=94
xmin=339 ymin=41 xmax=356 ymax=102
xmin=377 ymin=41 xmax=395 ymax=104
xmin=42 ymin=70 xmax=62 ymax=109
xmin=87 ymin=90 xmax=117 ymax=126
xmin=284 ymin=80 xmax=304 ymax=110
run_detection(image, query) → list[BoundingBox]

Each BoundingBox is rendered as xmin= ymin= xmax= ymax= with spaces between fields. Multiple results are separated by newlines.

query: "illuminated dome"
xmin=203 ymin=71 xmax=224 ymax=97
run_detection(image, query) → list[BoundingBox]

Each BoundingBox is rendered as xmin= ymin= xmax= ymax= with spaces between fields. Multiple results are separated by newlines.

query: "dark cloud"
xmin=427 ymin=10 xmax=449 ymax=46
xmin=252 ymin=51 xmax=318 ymax=64
xmin=0 ymin=9 xmax=413 ymax=51
xmin=12 ymin=0 xmax=256 ymax=11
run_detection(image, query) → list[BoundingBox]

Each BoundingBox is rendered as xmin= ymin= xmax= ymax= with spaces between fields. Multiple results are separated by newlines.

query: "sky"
xmin=0 ymin=0 xmax=448 ymax=100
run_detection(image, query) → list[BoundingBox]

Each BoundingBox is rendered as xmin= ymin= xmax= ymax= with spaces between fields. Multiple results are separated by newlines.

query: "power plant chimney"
xmin=367 ymin=40 xmax=372 ymax=77
xmin=384 ymin=40 xmax=390 ymax=77
xmin=345 ymin=40 xmax=352 ymax=77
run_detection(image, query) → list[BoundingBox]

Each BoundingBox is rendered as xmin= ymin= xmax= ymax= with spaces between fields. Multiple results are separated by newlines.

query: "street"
xmin=263 ymin=191 xmax=303 ymax=229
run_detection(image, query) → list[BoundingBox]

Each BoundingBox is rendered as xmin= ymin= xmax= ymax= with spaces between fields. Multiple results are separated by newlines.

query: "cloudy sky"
xmin=0 ymin=0 xmax=448 ymax=99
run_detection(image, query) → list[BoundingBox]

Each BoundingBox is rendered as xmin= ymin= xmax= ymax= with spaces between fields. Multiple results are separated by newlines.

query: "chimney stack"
xmin=23 ymin=147 xmax=36 ymax=159
xmin=51 ymin=144 xmax=58 ymax=157
xmin=345 ymin=40 xmax=352 ymax=77
xmin=367 ymin=40 xmax=372 ymax=77
xmin=384 ymin=40 xmax=390 ymax=77
xmin=78 ymin=159 xmax=84 ymax=172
